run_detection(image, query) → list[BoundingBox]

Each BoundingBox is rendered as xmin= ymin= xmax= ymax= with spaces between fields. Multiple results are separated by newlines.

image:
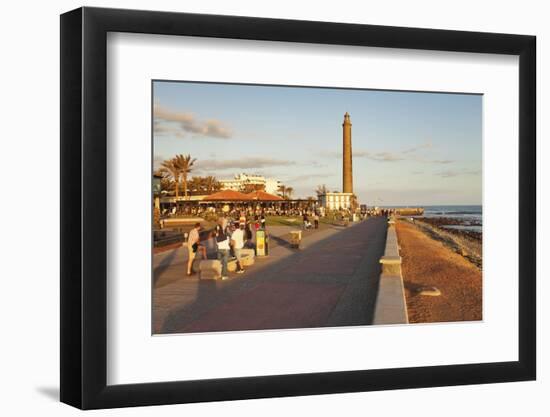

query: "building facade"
xmin=219 ymin=173 xmax=282 ymax=195
xmin=318 ymin=192 xmax=354 ymax=210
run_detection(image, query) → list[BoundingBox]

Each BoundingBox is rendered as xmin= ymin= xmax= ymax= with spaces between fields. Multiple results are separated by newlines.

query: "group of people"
xmin=302 ymin=212 xmax=320 ymax=229
xmin=162 ymin=204 xmax=322 ymax=219
xmin=213 ymin=217 xmax=249 ymax=280
xmin=186 ymin=213 xmax=260 ymax=280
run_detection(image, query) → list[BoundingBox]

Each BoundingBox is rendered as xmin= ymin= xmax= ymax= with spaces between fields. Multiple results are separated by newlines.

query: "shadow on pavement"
xmin=153 ymin=248 xmax=179 ymax=286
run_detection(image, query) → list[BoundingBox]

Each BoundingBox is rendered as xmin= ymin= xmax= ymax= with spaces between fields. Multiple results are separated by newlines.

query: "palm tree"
xmin=278 ymin=184 xmax=287 ymax=199
xmin=160 ymin=158 xmax=181 ymax=198
xmin=160 ymin=177 xmax=175 ymax=193
xmin=286 ymin=187 xmax=294 ymax=199
xmin=174 ymin=154 xmax=197 ymax=199
xmin=204 ymin=175 xmax=221 ymax=193
xmin=188 ymin=176 xmax=203 ymax=195
xmin=241 ymin=183 xmax=264 ymax=193
xmin=316 ymin=184 xmax=328 ymax=196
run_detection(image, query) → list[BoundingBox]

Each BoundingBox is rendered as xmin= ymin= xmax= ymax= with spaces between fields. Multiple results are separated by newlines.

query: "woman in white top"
xmin=215 ymin=225 xmax=231 ymax=280
xmin=231 ymin=224 xmax=245 ymax=274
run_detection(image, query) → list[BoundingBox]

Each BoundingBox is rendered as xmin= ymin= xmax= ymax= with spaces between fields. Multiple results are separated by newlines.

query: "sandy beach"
xmin=396 ymin=220 xmax=482 ymax=323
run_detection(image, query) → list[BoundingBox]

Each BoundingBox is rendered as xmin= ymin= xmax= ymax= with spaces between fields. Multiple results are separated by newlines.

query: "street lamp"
xmin=153 ymin=174 xmax=162 ymax=198
xmin=153 ymin=174 xmax=162 ymax=227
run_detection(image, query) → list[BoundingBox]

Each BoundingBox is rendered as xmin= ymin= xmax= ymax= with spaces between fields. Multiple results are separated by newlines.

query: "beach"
xmin=396 ymin=219 xmax=482 ymax=323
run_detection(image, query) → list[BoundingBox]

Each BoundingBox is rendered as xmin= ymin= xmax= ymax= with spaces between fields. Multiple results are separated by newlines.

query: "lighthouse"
xmin=342 ymin=112 xmax=353 ymax=194
xmin=318 ymin=112 xmax=356 ymax=212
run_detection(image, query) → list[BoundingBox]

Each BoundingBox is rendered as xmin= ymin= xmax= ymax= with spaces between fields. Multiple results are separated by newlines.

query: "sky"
xmin=153 ymin=81 xmax=482 ymax=206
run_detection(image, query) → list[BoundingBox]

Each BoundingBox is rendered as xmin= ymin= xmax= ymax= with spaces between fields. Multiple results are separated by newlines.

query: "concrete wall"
xmin=373 ymin=219 xmax=409 ymax=325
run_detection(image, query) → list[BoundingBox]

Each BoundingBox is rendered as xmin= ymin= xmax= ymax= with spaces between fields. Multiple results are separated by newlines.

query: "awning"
xmin=202 ymin=190 xmax=253 ymax=201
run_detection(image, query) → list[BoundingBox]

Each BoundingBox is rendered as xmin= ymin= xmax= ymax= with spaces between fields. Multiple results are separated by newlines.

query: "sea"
xmin=386 ymin=205 xmax=482 ymax=233
xmin=422 ymin=205 xmax=482 ymax=233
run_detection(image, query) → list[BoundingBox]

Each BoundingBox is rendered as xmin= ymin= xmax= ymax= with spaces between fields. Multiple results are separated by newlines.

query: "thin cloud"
xmin=285 ymin=173 xmax=334 ymax=183
xmin=153 ymin=121 xmax=185 ymax=138
xmin=154 ymin=103 xmax=232 ymax=139
xmin=467 ymin=169 xmax=482 ymax=175
xmin=195 ymin=157 xmax=296 ymax=172
xmin=316 ymin=150 xmax=341 ymax=158
xmin=425 ymin=159 xmax=454 ymax=164
xmin=402 ymin=140 xmax=433 ymax=154
xmin=367 ymin=151 xmax=405 ymax=162
xmin=307 ymin=160 xmax=329 ymax=168
xmin=437 ymin=169 xmax=481 ymax=178
xmin=438 ymin=170 xmax=459 ymax=178
xmin=317 ymin=149 xmax=405 ymax=162
xmin=316 ymin=141 xmax=444 ymax=163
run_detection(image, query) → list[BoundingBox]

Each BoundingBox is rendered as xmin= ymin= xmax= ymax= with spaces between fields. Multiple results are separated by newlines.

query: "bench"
xmin=192 ymin=248 xmax=255 ymax=277
xmin=197 ymin=260 xmax=222 ymax=279
xmin=227 ymin=248 xmax=255 ymax=272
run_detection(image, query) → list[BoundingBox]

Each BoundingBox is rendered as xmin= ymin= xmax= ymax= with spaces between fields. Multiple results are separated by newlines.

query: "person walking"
xmin=244 ymin=222 xmax=254 ymax=250
xmin=218 ymin=215 xmax=228 ymax=234
xmin=215 ymin=224 xmax=230 ymax=280
xmin=303 ymin=213 xmax=311 ymax=229
xmin=260 ymin=212 xmax=266 ymax=230
xmin=231 ymin=223 xmax=246 ymax=274
xmin=314 ymin=212 xmax=320 ymax=229
xmin=186 ymin=222 xmax=204 ymax=276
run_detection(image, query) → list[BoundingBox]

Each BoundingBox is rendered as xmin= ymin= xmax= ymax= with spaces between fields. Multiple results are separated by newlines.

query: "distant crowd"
xmin=162 ymin=205 xmax=323 ymax=218
xmin=162 ymin=205 xmax=362 ymax=221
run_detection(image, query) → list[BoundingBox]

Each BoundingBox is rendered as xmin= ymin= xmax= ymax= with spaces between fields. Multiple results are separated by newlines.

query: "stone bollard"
xmin=290 ymin=230 xmax=302 ymax=249
xmin=379 ymin=255 xmax=402 ymax=275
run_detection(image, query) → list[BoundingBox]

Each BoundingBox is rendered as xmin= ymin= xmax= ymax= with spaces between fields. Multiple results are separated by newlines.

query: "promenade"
xmin=153 ymin=217 xmax=387 ymax=334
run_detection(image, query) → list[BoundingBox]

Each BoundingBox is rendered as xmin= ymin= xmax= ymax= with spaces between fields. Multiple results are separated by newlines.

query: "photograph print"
xmin=152 ymin=81 xmax=482 ymax=335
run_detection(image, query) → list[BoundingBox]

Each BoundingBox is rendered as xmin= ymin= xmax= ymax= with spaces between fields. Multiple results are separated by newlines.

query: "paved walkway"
xmin=153 ymin=217 xmax=387 ymax=334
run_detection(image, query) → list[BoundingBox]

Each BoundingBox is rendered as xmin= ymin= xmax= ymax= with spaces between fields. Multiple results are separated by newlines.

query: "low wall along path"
xmin=373 ymin=217 xmax=409 ymax=325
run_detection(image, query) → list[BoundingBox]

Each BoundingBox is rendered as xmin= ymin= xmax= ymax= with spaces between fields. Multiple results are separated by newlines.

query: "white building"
xmin=219 ymin=173 xmax=282 ymax=195
xmin=318 ymin=192 xmax=354 ymax=210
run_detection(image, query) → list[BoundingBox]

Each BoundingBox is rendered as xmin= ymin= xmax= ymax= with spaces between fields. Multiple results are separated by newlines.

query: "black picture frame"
xmin=60 ymin=6 xmax=536 ymax=410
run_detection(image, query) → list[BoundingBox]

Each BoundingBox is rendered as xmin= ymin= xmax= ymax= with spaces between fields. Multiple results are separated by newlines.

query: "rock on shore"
xmin=407 ymin=217 xmax=482 ymax=269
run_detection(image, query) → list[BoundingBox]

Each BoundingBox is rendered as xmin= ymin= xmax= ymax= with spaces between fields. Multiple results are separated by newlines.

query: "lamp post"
xmin=153 ymin=174 xmax=162 ymax=227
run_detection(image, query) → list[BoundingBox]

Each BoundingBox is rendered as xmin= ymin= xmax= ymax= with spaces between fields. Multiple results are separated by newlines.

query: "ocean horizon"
xmin=385 ymin=204 xmax=481 ymax=212
xmin=385 ymin=205 xmax=482 ymax=232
